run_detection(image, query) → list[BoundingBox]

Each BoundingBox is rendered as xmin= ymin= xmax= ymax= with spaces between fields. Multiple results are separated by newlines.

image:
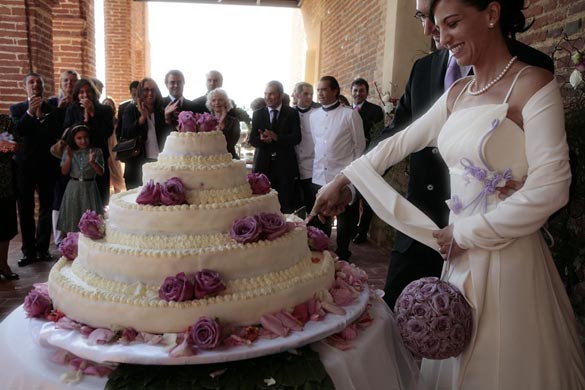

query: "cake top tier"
xmin=160 ymin=131 xmax=228 ymax=157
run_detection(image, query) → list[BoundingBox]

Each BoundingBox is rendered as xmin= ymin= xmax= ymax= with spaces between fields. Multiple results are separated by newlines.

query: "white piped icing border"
xmin=157 ymin=153 xmax=233 ymax=167
xmin=51 ymin=255 xmax=334 ymax=309
xmin=67 ymin=254 xmax=321 ymax=301
xmin=186 ymin=184 xmax=252 ymax=205
xmin=110 ymin=189 xmax=277 ymax=212
xmin=143 ymin=160 xmax=244 ymax=173
xmin=104 ymin=227 xmax=231 ymax=249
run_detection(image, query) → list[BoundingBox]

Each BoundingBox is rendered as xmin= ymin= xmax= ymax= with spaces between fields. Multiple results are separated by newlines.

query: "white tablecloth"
xmin=0 ymin=299 xmax=426 ymax=390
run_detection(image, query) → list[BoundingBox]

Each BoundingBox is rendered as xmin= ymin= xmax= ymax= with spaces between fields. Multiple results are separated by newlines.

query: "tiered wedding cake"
xmin=48 ymin=131 xmax=336 ymax=334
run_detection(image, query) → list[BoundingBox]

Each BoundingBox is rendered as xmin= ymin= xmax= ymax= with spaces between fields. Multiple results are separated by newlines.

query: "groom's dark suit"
xmin=250 ymin=105 xmax=301 ymax=213
xmin=372 ymin=39 xmax=554 ymax=309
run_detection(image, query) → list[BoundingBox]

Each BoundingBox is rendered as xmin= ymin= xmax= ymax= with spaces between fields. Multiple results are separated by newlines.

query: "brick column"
xmin=0 ymin=0 xmax=58 ymax=113
xmin=52 ymin=0 xmax=96 ymax=92
xmin=104 ymin=0 xmax=147 ymax=105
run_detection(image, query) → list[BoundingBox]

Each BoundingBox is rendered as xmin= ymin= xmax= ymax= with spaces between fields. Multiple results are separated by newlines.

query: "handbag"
xmin=112 ymin=137 xmax=143 ymax=162
xmin=50 ymin=127 xmax=71 ymax=159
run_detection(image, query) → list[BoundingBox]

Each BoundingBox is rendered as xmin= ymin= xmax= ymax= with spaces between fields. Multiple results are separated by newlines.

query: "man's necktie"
xmin=444 ymin=55 xmax=462 ymax=90
xmin=271 ymin=109 xmax=279 ymax=130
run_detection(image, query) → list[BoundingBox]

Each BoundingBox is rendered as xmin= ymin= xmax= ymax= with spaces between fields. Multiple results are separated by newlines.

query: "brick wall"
xmin=52 ymin=0 xmax=96 ymax=92
xmin=104 ymin=0 xmax=147 ymax=105
xmin=518 ymin=0 xmax=585 ymax=77
xmin=0 ymin=0 xmax=57 ymax=113
xmin=301 ymin=0 xmax=388 ymax=98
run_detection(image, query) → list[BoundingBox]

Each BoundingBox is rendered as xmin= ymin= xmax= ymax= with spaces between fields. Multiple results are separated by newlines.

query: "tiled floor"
xmin=0 ymin=231 xmax=390 ymax=321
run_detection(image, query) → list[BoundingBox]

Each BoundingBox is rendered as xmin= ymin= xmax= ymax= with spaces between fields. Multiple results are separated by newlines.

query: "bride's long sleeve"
xmin=361 ymin=93 xmax=449 ymax=174
xmin=342 ymin=93 xmax=449 ymax=251
xmin=453 ymin=80 xmax=571 ymax=250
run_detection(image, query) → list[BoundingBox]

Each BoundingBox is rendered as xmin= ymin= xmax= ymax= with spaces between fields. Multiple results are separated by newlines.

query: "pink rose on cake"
xmin=246 ymin=172 xmax=271 ymax=195
xmin=137 ymin=178 xmax=187 ymax=206
xmin=59 ymin=232 xmax=79 ymax=260
xmin=230 ymin=216 xmax=262 ymax=244
xmin=158 ymin=272 xmax=195 ymax=302
xmin=255 ymin=213 xmax=290 ymax=240
xmin=307 ymin=226 xmax=330 ymax=251
xmin=78 ymin=210 xmax=105 ymax=240
xmin=196 ymin=112 xmax=219 ymax=132
xmin=24 ymin=285 xmax=53 ymax=318
xmin=136 ymin=180 xmax=162 ymax=205
xmin=160 ymin=177 xmax=187 ymax=205
xmin=189 ymin=316 xmax=223 ymax=349
xmin=194 ymin=270 xmax=226 ymax=299
xmin=177 ymin=111 xmax=198 ymax=132
xmin=177 ymin=111 xmax=218 ymax=133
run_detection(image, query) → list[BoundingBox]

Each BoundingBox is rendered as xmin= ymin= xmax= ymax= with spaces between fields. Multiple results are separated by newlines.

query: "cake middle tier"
xmin=107 ymin=189 xmax=281 ymax=235
xmin=141 ymin=158 xmax=248 ymax=191
xmin=49 ymin=252 xmax=336 ymax=333
xmin=75 ymin=225 xmax=311 ymax=285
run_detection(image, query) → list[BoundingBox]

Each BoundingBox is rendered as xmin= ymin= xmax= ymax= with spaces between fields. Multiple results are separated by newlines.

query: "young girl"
xmin=57 ymin=125 xmax=104 ymax=234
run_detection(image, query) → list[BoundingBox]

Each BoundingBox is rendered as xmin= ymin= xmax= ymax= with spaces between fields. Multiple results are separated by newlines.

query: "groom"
xmin=371 ymin=0 xmax=554 ymax=309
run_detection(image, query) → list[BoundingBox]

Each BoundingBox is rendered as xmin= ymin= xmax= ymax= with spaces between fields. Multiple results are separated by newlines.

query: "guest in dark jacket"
xmin=48 ymin=69 xmax=79 ymax=247
xmin=120 ymin=77 xmax=169 ymax=190
xmin=9 ymin=72 xmax=62 ymax=265
xmin=250 ymin=80 xmax=301 ymax=213
xmin=64 ymin=79 xmax=113 ymax=205
xmin=0 ymin=117 xmax=19 ymax=279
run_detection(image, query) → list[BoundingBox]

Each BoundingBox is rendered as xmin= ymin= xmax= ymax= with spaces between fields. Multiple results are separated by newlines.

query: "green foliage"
xmin=105 ymin=346 xmax=334 ymax=390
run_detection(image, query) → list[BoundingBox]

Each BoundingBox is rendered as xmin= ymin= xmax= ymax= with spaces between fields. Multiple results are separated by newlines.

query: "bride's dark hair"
xmin=430 ymin=0 xmax=533 ymax=39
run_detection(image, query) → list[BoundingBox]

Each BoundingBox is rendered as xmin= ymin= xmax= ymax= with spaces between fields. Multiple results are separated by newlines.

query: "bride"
xmin=311 ymin=0 xmax=585 ymax=388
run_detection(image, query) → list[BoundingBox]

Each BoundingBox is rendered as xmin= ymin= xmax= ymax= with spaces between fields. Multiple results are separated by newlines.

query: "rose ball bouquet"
xmin=394 ymin=276 xmax=472 ymax=360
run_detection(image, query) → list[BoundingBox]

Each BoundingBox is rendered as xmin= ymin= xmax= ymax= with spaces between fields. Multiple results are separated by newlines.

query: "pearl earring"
xmin=489 ymin=23 xmax=494 ymax=28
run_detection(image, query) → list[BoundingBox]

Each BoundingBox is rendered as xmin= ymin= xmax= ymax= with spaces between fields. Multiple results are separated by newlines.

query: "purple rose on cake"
xmin=189 ymin=316 xmax=222 ymax=349
xmin=196 ymin=112 xmax=219 ymax=132
xmin=136 ymin=180 xmax=162 ymax=206
xmin=246 ymin=173 xmax=271 ymax=195
xmin=59 ymin=232 xmax=79 ymax=260
xmin=78 ymin=210 xmax=105 ymax=239
xmin=158 ymin=272 xmax=195 ymax=302
xmin=24 ymin=288 xmax=53 ymax=318
xmin=255 ymin=212 xmax=289 ymax=240
xmin=160 ymin=177 xmax=187 ymax=206
xmin=177 ymin=111 xmax=198 ymax=132
xmin=194 ymin=270 xmax=226 ymax=299
xmin=230 ymin=216 xmax=261 ymax=244
xmin=307 ymin=226 xmax=330 ymax=251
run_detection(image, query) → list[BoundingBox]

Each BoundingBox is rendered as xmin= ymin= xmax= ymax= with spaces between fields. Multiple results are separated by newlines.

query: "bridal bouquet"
xmin=394 ymin=276 xmax=472 ymax=360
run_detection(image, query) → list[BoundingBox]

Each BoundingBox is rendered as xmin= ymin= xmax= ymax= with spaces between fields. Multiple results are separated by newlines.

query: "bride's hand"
xmin=308 ymin=174 xmax=352 ymax=221
xmin=432 ymin=224 xmax=466 ymax=260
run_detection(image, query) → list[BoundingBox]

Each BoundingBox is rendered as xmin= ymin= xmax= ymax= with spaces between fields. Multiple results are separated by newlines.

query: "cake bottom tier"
xmin=48 ymin=253 xmax=336 ymax=333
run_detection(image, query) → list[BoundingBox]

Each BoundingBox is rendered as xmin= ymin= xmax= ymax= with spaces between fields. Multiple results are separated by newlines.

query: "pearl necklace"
xmin=467 ymin=56 xmax=518 ymax=96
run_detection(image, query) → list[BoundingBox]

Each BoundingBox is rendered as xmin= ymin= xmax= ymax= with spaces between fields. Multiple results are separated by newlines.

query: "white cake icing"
xmin=48 ymin=130 xmax=335 ymax=333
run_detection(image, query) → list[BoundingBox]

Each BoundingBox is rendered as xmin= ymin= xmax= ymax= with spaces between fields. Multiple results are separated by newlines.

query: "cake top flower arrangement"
xmin=177 ymin=111 xmax=218 ymax=133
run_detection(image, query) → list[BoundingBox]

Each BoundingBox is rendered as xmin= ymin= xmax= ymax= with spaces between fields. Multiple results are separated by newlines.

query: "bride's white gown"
xmin=344 ymin=69 xmax=585 ymax=389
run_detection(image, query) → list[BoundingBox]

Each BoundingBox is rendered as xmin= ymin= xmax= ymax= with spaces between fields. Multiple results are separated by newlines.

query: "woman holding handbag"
xmin=119 ymin=78 xmax=169 ymax=190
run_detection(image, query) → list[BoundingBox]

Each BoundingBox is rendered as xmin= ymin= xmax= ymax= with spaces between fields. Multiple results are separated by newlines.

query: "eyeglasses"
xmin=414 ymin=11 xmax=429 ymax=22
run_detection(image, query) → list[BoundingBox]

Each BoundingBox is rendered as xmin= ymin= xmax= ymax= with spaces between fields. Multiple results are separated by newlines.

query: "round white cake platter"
xmin=32 ymin=286 xmax=369 ymax=366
